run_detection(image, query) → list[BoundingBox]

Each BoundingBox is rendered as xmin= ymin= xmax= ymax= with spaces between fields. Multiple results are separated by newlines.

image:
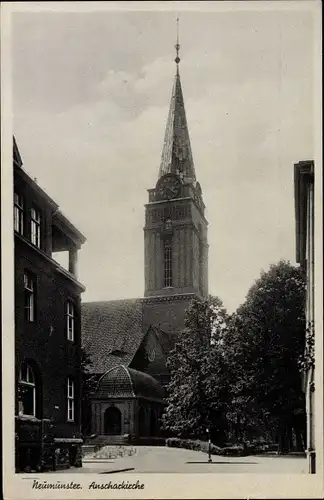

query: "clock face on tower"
xmin=156 ymin=173 xmax=181 ymax=200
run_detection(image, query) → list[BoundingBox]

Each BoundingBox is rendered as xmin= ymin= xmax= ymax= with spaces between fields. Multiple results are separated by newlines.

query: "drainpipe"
xmin=308 ymin=368 xmax=316 ymax=473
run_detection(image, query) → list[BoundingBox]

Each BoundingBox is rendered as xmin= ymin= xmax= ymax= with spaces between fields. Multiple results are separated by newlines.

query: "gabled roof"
xmin=13 ymin=136 xmax=23 ymax=167
xmin=81 ymin=299 xmax=175 ymax=375
xmin=150 ymin=325 xmax=175 ymax=356
xmin=81 ymin=299 xmax=146 ymax=374
xmin=158 ymin=69 xmax=196 ymax=184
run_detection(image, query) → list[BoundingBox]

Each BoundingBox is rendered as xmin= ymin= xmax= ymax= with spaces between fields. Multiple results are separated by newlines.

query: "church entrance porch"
xmin=89 ymin=365 xmax=166 ymax=441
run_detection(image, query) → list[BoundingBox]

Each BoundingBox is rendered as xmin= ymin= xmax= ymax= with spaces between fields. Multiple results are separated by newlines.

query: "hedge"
xmin=130 ymin=437 xmax=166 ymax=446
xmin=165 ymin=438 xmax=252 ymax=456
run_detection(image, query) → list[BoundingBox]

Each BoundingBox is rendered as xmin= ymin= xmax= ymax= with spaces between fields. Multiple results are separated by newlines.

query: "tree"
xmin=162 ymin=296 xmax=230 ymax=444
xmin=80 ymin=348 xmax=99 ymax=436
xmin=208 ymin=294 xmax=229 ymax=345
xmin=224 ymin=260 xmax=306 ymax=451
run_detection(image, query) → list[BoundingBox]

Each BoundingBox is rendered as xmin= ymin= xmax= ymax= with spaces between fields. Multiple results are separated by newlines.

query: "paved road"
xmin=59 ymin=446 xmax=308 ymax=474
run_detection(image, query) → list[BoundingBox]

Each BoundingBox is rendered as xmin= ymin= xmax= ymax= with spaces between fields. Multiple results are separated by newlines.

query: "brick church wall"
xmin=142 ymin=296 xmax=193 ymax=334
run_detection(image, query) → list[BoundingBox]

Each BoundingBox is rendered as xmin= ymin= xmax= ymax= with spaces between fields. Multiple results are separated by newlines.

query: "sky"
xmin=12 ymin=3 xmax=316 ymax=313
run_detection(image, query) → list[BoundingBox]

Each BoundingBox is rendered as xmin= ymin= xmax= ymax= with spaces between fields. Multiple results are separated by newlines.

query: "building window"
xmin=31 ymin=207 xmax=41 ymax=248
xmin=24 ymin=272 xmax=35 ymax=322
xmin=164 ymin=219 xmax=172 ymax=231
xmin=164 ymin=242 xmax=172 ymax=287
xmin=199 ymin=240 xmax=204 ymax=295
xmin=67 ymin=301 xmax=75 ymax=341
xmin=14 ymin=192 xmax=24 ymax=235
xmin=67 ymin=378 xmax=75 ymax=422
xmin=18 ymin=362 xmax=36 ymax=417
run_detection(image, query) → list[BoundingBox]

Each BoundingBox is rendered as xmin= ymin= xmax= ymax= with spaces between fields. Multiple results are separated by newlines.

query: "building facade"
xmin=82 ymin=50 xmax=208 ymax=441
xmin=14 ymin=137 xmax=86 ymax=472
xmin=294 ymin=160 xmax=315 ymax=473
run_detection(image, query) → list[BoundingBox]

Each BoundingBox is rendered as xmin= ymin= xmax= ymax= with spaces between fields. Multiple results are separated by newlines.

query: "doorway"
xmin=104 ymin=406 xmax=122 ymax=435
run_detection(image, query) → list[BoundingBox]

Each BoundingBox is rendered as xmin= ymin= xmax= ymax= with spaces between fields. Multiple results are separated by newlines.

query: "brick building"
xmin=82 ymin=51 xmax=208 ymax=440
xmin=14 ymin=137 xmax=86 ymax=471
xmin=294 ymin=160 xmax=315 ymax=473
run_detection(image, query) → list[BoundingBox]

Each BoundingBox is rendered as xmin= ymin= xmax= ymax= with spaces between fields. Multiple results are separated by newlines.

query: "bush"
xmin=166 ymin=438 xmax=222 ymax=455
xmin=220 ymin=444 xmax=249 ymax=456
xmin=130 ymin=437 xmax=166 ymax=446
xmin=166 ymin=438 xmax=253 ymax=456
xmin=243 ymin=440 xmax=280 ymax=454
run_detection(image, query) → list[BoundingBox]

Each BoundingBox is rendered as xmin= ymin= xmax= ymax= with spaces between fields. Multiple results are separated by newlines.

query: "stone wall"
xmin=142 ymin=294 xmax=195 ymax=335
xmin=15 ymin=417 xmax=82 ymax=472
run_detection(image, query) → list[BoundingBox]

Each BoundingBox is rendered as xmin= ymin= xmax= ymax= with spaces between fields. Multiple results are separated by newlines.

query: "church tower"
xmin=143 ymin=28 xmax=208 ymax=335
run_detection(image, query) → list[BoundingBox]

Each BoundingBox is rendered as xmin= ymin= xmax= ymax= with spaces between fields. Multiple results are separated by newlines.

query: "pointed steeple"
xmin=158 ymin=19 xmax=196 ymax=184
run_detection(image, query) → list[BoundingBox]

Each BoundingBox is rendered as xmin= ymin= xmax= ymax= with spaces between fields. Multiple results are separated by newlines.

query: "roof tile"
xmin=81 ymin=299 xmax=145 ymax=374
xmin=95 ymin=365 xmax=165 ymax=402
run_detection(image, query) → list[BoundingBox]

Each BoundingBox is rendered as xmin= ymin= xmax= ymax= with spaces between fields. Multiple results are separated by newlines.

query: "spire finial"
xmin=175 ymin=15 xmax=180 ymax=66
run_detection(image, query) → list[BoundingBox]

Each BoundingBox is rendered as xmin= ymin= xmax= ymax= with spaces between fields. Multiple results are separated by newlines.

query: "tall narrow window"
xmin=19 ymin=362 xmax=36 ymax=417
xmin=67 ymin=301 xmax=75 ymax=341
xmin=14 ymin=192 xmax=24 ymax=235
xmin=31 ymin=207 xmax=41 ymax=248
xmin=199 ymin=240 xmax=204 ymax=295
xmin=164 ymin=242 xmax=172 ymax=287
xmin=24 ymin=272 xmax=35 ymax=322
xmin=67 ymin=378 xmax=75 ymax=422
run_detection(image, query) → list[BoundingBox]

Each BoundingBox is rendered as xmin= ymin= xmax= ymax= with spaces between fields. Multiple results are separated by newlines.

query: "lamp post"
xmin=206 ymin=428 xmax=212 ymax=463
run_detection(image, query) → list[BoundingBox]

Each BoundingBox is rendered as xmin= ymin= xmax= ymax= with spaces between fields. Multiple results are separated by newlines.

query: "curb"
xmin=83 ymin=459 xmax=116 ymax=463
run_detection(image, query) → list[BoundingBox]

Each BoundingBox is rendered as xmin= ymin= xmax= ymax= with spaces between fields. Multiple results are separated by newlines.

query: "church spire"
xmin=158 ymin=18 xmax=196 ymax=183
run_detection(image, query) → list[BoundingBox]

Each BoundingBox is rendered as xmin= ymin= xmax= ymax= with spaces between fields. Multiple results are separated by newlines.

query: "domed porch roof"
xmin=94 ymin=365 xmax=165 ymax=403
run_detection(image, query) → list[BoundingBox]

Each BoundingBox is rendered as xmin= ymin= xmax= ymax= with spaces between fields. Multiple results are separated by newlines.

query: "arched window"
xmin=164 ymin=242 xmax=172 ymax=287
xmin=19 ymin=362 xmax=36 ymax=417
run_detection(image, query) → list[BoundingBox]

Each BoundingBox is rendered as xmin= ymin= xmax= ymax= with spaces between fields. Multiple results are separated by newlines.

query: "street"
xmin=55 ymin=446 xmax=308 ymax=474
